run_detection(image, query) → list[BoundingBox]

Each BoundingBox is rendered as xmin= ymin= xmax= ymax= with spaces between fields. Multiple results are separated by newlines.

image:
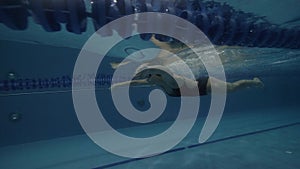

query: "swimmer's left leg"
xmin=207 ymin=77 xmax=264 ymax=94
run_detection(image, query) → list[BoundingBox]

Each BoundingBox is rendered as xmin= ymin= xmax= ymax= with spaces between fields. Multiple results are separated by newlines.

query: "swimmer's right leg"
xmin=227 ymin=77 xmax=264 ymax=92
xmin=207 ymin=77 xmax=264 ymax=94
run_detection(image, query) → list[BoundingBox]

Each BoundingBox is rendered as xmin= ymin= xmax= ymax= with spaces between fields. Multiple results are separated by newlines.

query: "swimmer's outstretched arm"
xmin=110 ymin=79 xmax=150 ymax=89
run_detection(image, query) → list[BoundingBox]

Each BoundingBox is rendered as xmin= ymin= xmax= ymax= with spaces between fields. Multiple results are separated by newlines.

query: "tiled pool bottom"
xmin=1 ymin=107 xmax=299 ymax=169
xmin=109 ymin=124 xmax=300 ymax=169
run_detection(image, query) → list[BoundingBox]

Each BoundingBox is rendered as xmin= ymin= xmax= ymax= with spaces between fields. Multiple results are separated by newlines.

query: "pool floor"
xmin=0 ymin=106 xmax=299 ymax=169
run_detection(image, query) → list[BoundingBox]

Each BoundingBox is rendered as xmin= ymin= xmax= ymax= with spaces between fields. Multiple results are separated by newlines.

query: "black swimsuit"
xmin=169 ymin=76 xmax=209 ymax=97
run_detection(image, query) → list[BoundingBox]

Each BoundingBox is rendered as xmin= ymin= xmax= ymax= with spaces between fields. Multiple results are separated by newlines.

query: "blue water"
xmin=0 ymin=0 xmax=300 ymax=169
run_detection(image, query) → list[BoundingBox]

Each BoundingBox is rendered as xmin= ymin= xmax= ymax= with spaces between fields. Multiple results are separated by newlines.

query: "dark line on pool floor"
xmin=93 ymin=122 xmax=300 ymax=169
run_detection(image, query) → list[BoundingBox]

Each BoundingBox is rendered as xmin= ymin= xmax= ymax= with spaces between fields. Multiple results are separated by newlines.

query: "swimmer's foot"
xmin=253 ymin=77 xmax=264 ymax=88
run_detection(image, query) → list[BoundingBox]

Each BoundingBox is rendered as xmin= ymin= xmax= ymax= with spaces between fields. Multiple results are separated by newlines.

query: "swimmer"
xmin=111 ymin=36 xmax=264 ymax=97
xmin=111 ymin=65 xmax=263 ymax=97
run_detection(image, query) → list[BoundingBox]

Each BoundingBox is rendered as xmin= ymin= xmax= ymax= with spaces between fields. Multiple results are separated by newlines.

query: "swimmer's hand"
xmin=147 ymin=74 xmax=162 ymax=84
xmin=253 ymin=77 xmax=264 ymax=88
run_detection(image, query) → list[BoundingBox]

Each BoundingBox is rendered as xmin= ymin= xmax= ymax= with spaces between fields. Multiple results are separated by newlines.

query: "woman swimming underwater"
xmin=111 ymin=36 xmax=264 ymax=97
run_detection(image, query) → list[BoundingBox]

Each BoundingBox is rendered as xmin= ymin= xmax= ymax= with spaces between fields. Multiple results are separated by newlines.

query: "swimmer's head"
xmin=134 ymin=65 xmax=175 ymax=82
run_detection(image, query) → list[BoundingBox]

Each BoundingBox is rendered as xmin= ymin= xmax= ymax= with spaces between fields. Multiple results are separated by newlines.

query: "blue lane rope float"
xmin=0 ymin=0 xmax=28 ymax=30
xmin=0 ymin=0 xmax=299 ymax=48
xmin=0 ymin=74 xmax=114 ymax=93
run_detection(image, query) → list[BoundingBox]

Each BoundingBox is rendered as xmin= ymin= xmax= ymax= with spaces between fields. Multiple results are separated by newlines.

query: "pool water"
xmin=0 ymin=0 xmax=300 ymax=169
